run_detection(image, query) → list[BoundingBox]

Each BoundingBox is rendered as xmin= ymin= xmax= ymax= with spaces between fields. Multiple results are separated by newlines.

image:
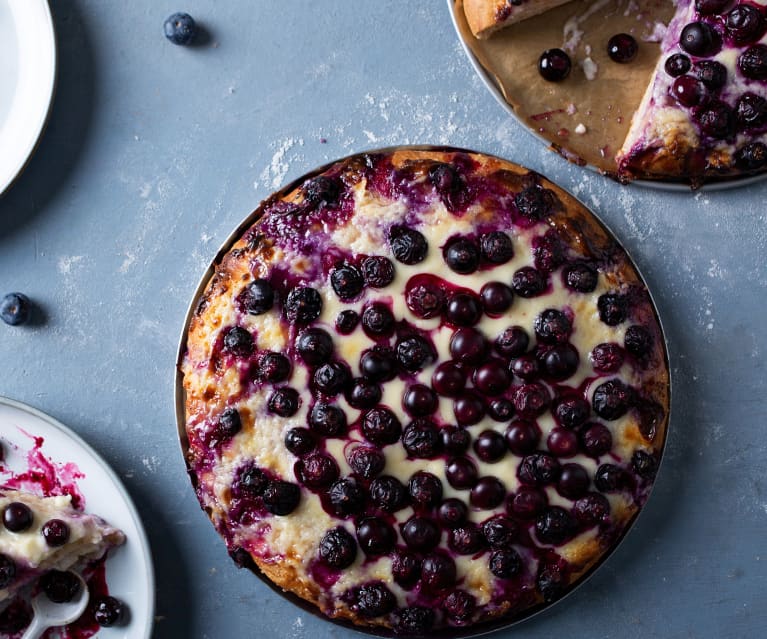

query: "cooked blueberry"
xmin=473 ymin=359 xmax=511 ymax=395
xmin=470 ymin=477 xmax=506 ymax=509
xmin=594 ymin=463 xmax=627 ymax=492
xmin=507 ymin=486 xmax=548 ymax=519
xmin=515 ymin=184 xmax=552 ymax=220
xmin=295 ymin=453 xmax=339 ymax=488
xmin=735 ymin=142 xmax=767 ymax=170
xmin=356 ymin=582 xmax=396 ymax=617
xmin=480 ymin=281 xmax=514 ymax=316
xmin=607 ymin=33 xmax=638 ymax=63
xmin=474 ymin=430 xmax=507 ymax=463
xmin=41 ymin=570 xmax=81 ymax=603
xmin=536 ymin=507 xmax=577 ymax=545
xmin=679 ymin=21 xmax=719 ymax=57
xmin=554 ymin=396 xmax=590 ymax=429
xmin=573 ymin=493 xmax=611 ymax=525
xmin=487 ymin=398 xmax=515 ymax=422
xmin=445 ymin=456 xmax=479 ymax=489
xmin=592 ymin=379 xmax=634 ymax=420
xmin=446 ymin=292 xmax=483 ymax=326
xmin=241 ymin=279 xmax=275 ymax=315
xmin=396 ymin=334 xmax=436 ymax=372
xmin=409 ymin=471 xmax=443 ymax=507
xmin=590 ymin=342 xmax=625 ymax=373
xmin=563 ymin=262 xmax=598 ymax=292
xmin=671 ymin=75 xmax=707 ymax=108
xmin=0 ymin=555 xmax=16 ymax=589
xmin=429 ymin=163 xmax=465 ymax=210
xmin=421 ymin=553 xmax=457 ymax=591
xmin=361 ymin=302 xmax=395 ymax=337
xmin=512 ymin=266 xmax=547 ymax=297
xmin=632 ymin=450 xmax=658 ymax=479
xmin=41 ymin=519 xmax=70 ymax=547
xmin=405 ymin=276 xmax=446 ymax=319
xmin=513 ymin=382 xmax=550 ymax=416
xmin=695 ymin=0 xmax=729 ymax=15
xmin=665 ymin=53 xmax=691 ymax=77
xmin=257 ymin=352 xmax=291 ymax=383
xmin=370 ymin=475 xmax=408 ymax=512
xmin=453 ymin=392 xmax=486 ymax=426
xmin=303 ymin=176 xmax=341 ymax=206
xmin=267 ymin=387 xmax=300 ymax=417
xmin=313 ymin=361 xmax=352 ymax=396
xmin=210 ymin=407 xmax=242 ymax=446
xmin=449 ymin=327 xmax=488 ymax=365
xmin=402 ymin=516 xmax=440 ymax=551
xmin=547 ymin=428 xmax=578 ymax=458
xmin=284 ymin=427 xmax=316 ymax=456
xmin=432 ymin=361 xmax=467 ymax=397
xmin=402 ymin=420 xmax=442 ymax=458
xmin=392 ymin=550 xmax=422 ymax=588
xmin=3 ymin=502 xmax=33 ymax=532
xmin=93 ymin=596 xmax=125 ymax=627
xmin=532 ymin=232 xmax=566 ymax=273
xmin=235 ymin=463 xmax=269 ymax=497
xmin=695 ymin=100 xmax=734 ymax=139
xmin=443 ymin=589 xmax=476 ymax=622
xmin=330 ymin=264 xmax=364 ymax=300
xmin=389 ymin=226 xmax=428 ymax=264
xmin=482 ymin=516 xmax=518 ymax=549
xmin=512 ymin=353 xmax=540 ymax=380
xmin=495 ymin=325 xmax=529 ymax=358
xmin=308 ymin=402 xmax=347 ymax=437
xmin=542 ymin=344 xmax=580 ymax=380
xmin=361 ymin=255 xmax=396 ymax=288
xmin=580 ymin=422 xmax=613 ymax=457
xmin=538 ymin=48 xmax=571 ymax=82
xmin=163 ymin=12 xmax=197 ymax=45
xmin=319 ymin=526 xmax=357 ymax=568
xmin=537 ymin=562 xmax=568 ymax=602
xmin=480 ymin=231 xmax=514 ymax=264
xmin=347 ymin=446 xmax=386 ymax=479
xmin=449 ymin=523 xmax=486 ymax=554
xmin=597 ymin=293 xmax=628 ymax=326
xmin=223 ymin=326 xmax=253 ymax=358
xmin=356 ymin=517 xmax=396 ymax=555
xmin=263 ymin=481 xmax=301 ymax=515
xmin=442 ymin=425 xmax=471 ymax=454
xmin=739 ymin=44 xmax=767 ymax=80
xmin=393 ymin=606 xmax=435 ymax=634
xmin=438 ymin=498 xmax=469 ymax=527
xmin=735 ymin=93 xmax=767 ymax=131
xmin=726 ymin=5 xmax=765 ymax=45
xmin=517 ymin=452 xmax=561 ymax=486
xmin=489 ymin=548 xmax=522 ymax=578
xmin=360 ymin=346 xmax=397 ymax=382
xmin=695 ymin=60 xmax=727 ymax=91
xmin=284 ymin=287 xmax=323 ymax=325
xmin=444 ymin=237 xmax=480 ymax=274
xmin=328 ymin=478 xmax=365 ymax=517
xmin=556 ymin=463 xmax=591 ymax=499
xmin=505 ymin=420 xmax=541 ymax=455
xmin=403 ymin=384 xmax=438 ymax=417
xmin=361 ymin=407 xmax=402 ymax=445
xmin=335 ymin=309 xmax=359 ymax=334
xmin=297 ymin=328 xmax=334 ymax=366
xmin=0 ymin=293 xmax=31 ymax=326
xmin=346 ymin=378 xmax=382 ymax=410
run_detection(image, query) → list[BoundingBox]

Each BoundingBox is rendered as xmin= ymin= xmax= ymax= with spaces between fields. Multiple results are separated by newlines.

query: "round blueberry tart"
xmin=179 ymin=148 xmax=669 ymax=635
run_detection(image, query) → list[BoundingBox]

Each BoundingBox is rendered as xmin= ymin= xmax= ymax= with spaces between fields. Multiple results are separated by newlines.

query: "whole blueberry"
xmin=735 ymin=142 xmax=767 ymax=170
xmin=42 ymin=519 xmax=70 ymax=547
xmin=267 ymin=387 xmax=300 ymax=417
xmin=295 ymin=452 xmax=339 ymax=488
xmin=573 ymin=492 xmax=611 ymax=525
xmin=361 ymin=302 xmax=395 ymax=337
xmin=0 ymin=293 xmax=31 ymax=326
xmin=446 ymin=292 xmax=483 ymax=326
xmin=345 ymin=378 xmax=382 ymax=410
xmin=361 ymin=255 xmax=396 ymax=288
xmin=359 ymin=346 xmax=397 ymax=382
xmin=284 ymin=287 xmax=323 ymax=326
xmin=505 ymin=420 xmax=541 ymax=455
xmin=679 ymin=21 xmax=719 ymax=57
xmin=489 ymin=548 xmax=522 ymax=578
xmin=443 ymin=589 xmax=476 ymax=622
xmin=517 ymin=452 xmax=561 ymax=486
xmin=735 ymin=93 xmax=767 ymax=131
xmin=482 ymin=516 xmax=518 ymax=549
xmin=361 ymin=407 xmax=402 ymax=446
xmin=223 ymin=326 xmax=254 ymax=358
xmin=739 ymin=45 xmax=767 ymax=80
xmin=554 ymin=396 xmax=590 ymax=430
xmin=534 ymin=309 xmax=572 ymax=344
xmin=335 ymin=309 xmax=359 ymax=334
xmin=421 ymin=553 xmax=457 ymax=591
xmin=607 ymin=33 xmax=638 ymax=63
xmin=594 ymin=463 xmax=627 ymax=492
xmin=512 ymin=266 xmax=547 ymax=297
xmin=515 ymin=185 xmax=552 ymax=220
xmin=330 ymin=264 xmax=364 ymax=300
xmin=408 ymin=470 xmax=443 ymax=506
xmin=393 ymin=606 xmax=435 ymax=634
xmin=257 ymin=351 xmax=291 ymax=383
xmin=163 ymin=12 xmax=197 ymax=46
xmin=480 ymin=231 xmax=514 ymax=264
xmin=401 ymin=516 xmax=440 ymax=551
xmin=284 ymin=427 xmax=316 ymax=456
xmin=93 ymin=596 xmax=125 ymax=627
xmin=632 ymin=450 xmax=658 ymax=479
xmin=563 ymin=262 xmax=598 ymax=293
xmin=445 ymin=456 xmax=479 ymax=489
xmin=470 ymin=476 xmax=506 ymax=509
xmin=535 ymin=507 xmax=577 ymax=545
xmin=370 ymin=475 xmax=408 ymax=512
xmin=442 ymin=425 xmax=472 ymax=454
xmin=590 ymin=342 xmax=625 ymax=373
xmin=444 ymin=237 xmax=480 ymax=274
xmin=695 ymin=60 xmax=727 ymax=91
xmin=448 ymin=523 xmax=486 ymax=555
xmin=304 ymin=176 xmax=341 ymax=206
xmin=241 ymin=279 xmax=275 ymax=315
xmin=538 ymin=48 xmax=572 ymax=82
xmin=262 ymin=480 xmax=301 ymax=515
xmin=234 ymin=463 xmax=269 ymax=497
xmin=41 ymin=570 xmax=81 ymax=603
xmin=313 ymin=361 xmax=352 ymax=395
xmin=328 ymin=478 xmax=365 ymax=517
xmin=665 ymin=53 xmax=691 ymax=77
xmin=481 ymin=281 xmax=514 ymax=316
xmin=392 ymin=551 xmax=422 ymax=588
xmin=308 ymin=402 xmax=347 ymax=437
xmin=597 ymin=293 xmax=628 ymax=326
xmin=438 ymin=498 xmax=469 ymax=527
xmin=495 ymin=325 xmax=529 ymax=358
xmin=296 ymin=328 xmax=334 ymax=366
xmin=405 ymin=277 xmax=446 ymax=319
xmin=396 ymin=335 xmax=436 ymax=372
xmin=537 ymin=562 xmax=568 ymax=602
xmin=346 ymin=446 xmax=386 ymax=479
xmin=389 ymin=226 xmax=428 ymax=264
xmin=356 ymin=517 xmax=396 ymax=555
xmin=355 ymin=582 xmax=396 ymax=617
xmin=726 ymin=6 xmax=765 ymax=45
xmin=592 ymin=379 xmax=634 ymax=420
xmin=319 ymin=526 xmax=357 ymax=568
xmin=2 ymin=502 xmax=33 ymax=532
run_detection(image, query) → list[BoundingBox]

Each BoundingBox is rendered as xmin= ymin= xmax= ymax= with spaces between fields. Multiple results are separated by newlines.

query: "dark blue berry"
xmin=446 ymin=292 xmax=483 ymax=326
xmin=513 ymin=382 xmax=550 ymax=416
xmin=537 ymin=562 xmax=568 ymax=602
xmin=284 ymin=286 xmax=323 ymax=325
xmin=489 ymin=548 xmax=522 ymax=578
xmin=258 ymin=351 xmax=291 ymax=383
xmin=538 ymin=48 xmax=571 ymax=82
xmin=313 ymin=361 xmax=352 ymax=395
xmin=421 ymin=553 xmax=457 ymax=591
xmin=0 ymin=293 xmax=31 ymax=326
xmin=41 ymin=570 xmax=81 ymax=603
xmin=361 ymin=302 xmax=395 ymax=337
xmin=241 ymin=279 xmax=275 ymax=315
xmin=356 ymin=517 xmax=396 ymax=555
xmin=346 ymin=378 xmax=382 ymax=409
xmin=590 ymin=342 xmax=625 ymax=373
xmin=401 ymin=516 xmax=440 ymax=551
xmin=448 ymin=523 xmax=486 ymax=554
xmin=449 ymin=327 xmax=488 ymax=365
xmin=632 ymin=449 xmax=658 ymax=479
xmin=93 ymin=596 xmax=125 ymax=627
xmin=328 ymin=478 xmax=365 ymax=517
xmin=726 ymin=6 xmax=765 ymax=45
xmin=408 ymin=470 xmax=443 ymax=506
xmin=512 ymin=266 xmax=547 ymax=297
xmin=536 ymin=507 xmax=577 ymax=545
xmin=234 ymin=464 xmax=269 ymax=497
xmin=505 ymin=420 xmax=541 ymax=455
xmin=392 ymin=551 xmax=422 ymax=588
xmin=296 ymin=328 xmax=334 ymax=366
xmin=405 ymin=277 xmax=446 ymax=319
xmin=735 ymin=142 xmax=767 ymax=170
xmin=42 ymin=519 xmax=70 ymax=547
xmin=361 ymin=407 xmax=402 ymax=445
xmin=542 ymin=344 xmax=580 ymax=380
xmin=554 ymin=396 xmax=590 ymax=430
xmin=607 ymin=33 xmax=638 ymax=63
xmin=473 ymin=429 xmax=507 ymax=462
xmin=393 ymin=606 xmax=435 ymax=634
xmin=267 ymin=387 xmax=300 ymax=417
xmin=443 ymin=590 xmax=476 ymax=622
xmin=453 ymin=392 xmax=486 ymax=425
xmin=695 ymin=100 xmax=734 ymax=139
xmin=389 ymin=226 xmax=428 ymax=264
xmin=396 ymin=334 xmax=435 ymax=372
xmin=592 ymin=379 xmax=633 ymax=420
xmin=495 ymin=325 xmax=529 ymax=358
xmin=347 ymin=446 xmax=386 ymax=478
xmin=356 ymin=582 xmax=396 ymax=617
xmin=534 ymin=309 xmax=571 ymax=344
xmin=695 ymin=60 xmax=727 ymax=91
xmin=308 ymin=402 xmax=347 ymax=437
xmin=480 ymin=231 xmax=513 ymax=264
xmin=517 ymin=452 xmax=561 ymax=486
xmin=304 ymin=176 xmax=341 ymax=206
xmin=597 ymin=293 xmax=628 ymax=326
xmin=369 ymin=475 xmax=408 ymax=512
xmin=480 ymin=282 xmax=514 ymax=316
xmin=361 ymin=255 xmax=396 ymax=288
xmin=164 ymin=12 xmax=197 ymax=45
xmin=0 ymin=555 xmax=16 ymax=589
xmin=580 ymin=422 xmax=613 ymax=457
xmin=735 ymin=93 xmax=767 ymax=131
xmin=445 ymin=456 xmax=479 ymax=489
xmin=573 ymin=493 xmax=611 ymax=524
xmin=295 ymin=453 xmax=339 ymax=488
xmin=563 ymin=262 xmax=598 ymax=292
xmin=482 ymin=516 xmax=518 ymax=549
xmin=556 ymin=463 xmax=591 ymax=499
xmin=441 ymin=425 xmax=471 ymax=454
xmin=284 ymin=427 xmax=316 ymax=456
xmin=739 ymin=45 xmax=767 ymax=80
xmin=665 ymin=53 xmax=691 ymax=77
xmin=438 ymin=498 xmax=469 ymax=527
xmin=319 ymin=527 xmax=357 ymax=568
xmin=594 ymin=463 xmax=627 ymax=492
xmin=209 ymin=407 xmax=241 ymax=446
xmin=470 ymin=477 xmax=506 ymax=509
xmin=360 ymin=346 xmax=397 ymax=382
xmin=402 ymin=384 xmax=438 ymax=417
xmin=473 ymin=359 xmax=512 ymax=395
xmin=679 ymin=21 xmax=719 ymax=57
xmin=335 ymin=309 xmax=359 ymax=334
xmin=444 ymin=237 xmax=480 ymax=274
xmin=223 ymin=326 xmax=253 ymax=357
xmin=330 ymin=264 xmax=364 ymax=300
xmin=487 ymin=398 xmax=515 ymax=422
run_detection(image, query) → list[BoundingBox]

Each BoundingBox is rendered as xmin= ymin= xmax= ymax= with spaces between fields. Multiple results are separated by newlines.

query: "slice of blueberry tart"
xmin=179 ymin=148 xmax=669 ymax=635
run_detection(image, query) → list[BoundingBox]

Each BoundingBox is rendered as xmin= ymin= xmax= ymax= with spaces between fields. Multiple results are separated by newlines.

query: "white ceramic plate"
xmin=0 ymin=397 xmax=155 ymax=638
xmin=0 ymin=0 xmax=56 ymax=197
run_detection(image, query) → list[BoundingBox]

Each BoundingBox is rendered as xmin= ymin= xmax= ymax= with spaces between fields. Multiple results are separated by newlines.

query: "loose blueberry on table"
xmin=0 ymin=292 xmax=31 ymax=326
xmin=181 ymin=150 xmax=669 ymax=633
xmin=163 ymin=12 xmax=197 ymax=45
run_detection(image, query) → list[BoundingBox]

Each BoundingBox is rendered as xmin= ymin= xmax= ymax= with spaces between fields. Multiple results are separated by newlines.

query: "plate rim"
xmin=173 ymin=145 xmax=672 ymax=638
xmin=0 ymin=394 xmax=156 ymax=639
xmin=0 ymin=0 xmax=58 ymax=198
xmin=446 ymin=0 xmax=767 ymax=192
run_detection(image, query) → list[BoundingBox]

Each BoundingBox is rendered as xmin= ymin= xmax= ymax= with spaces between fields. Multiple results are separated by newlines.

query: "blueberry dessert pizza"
xmin=180 ymin=149 xmax=669 ymax=634
xmin=456 ymin=0 xmax=767 ymax=184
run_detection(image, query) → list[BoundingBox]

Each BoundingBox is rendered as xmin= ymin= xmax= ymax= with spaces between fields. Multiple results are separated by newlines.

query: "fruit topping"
xmin=356 ymin=517 xmax=396 ymax=555
xmin=402 ymin=420 xmax=443 ymax=458
xmin=258 ymin=352 xmax=291 ymax=383
xmin=347 ymin=445 xmax=386 ymax=479
xmin=330 ymin=264 xmax=364 ymax=301
xmin=0 ymin=555 xmax=16 ymax=588
xmin=403 ymin=384 xmax=439 ymax=417
xmin=319 ymin=527 xmax=358 ymax=568
xmin=284 ymin=287 xmax=323 ymax=325
xmin=505 ymin=420 xmax=541 ymax=455
xmin=328 ymin=478 xmax=365 ymax=517
xmin=726 ymin=5 xmax=765 ymax=45
xmin=489 ymin=548 xmax=522 ymax=578
xmin=405 ymin=275 xmax=446 ymax=319
xmin=590 ymin=342 xmax=625 ymax=373
xmin=361 ymin=255 xmax=396 ymax=288
xmin=284 ymin=427 xmax=316 ymax=456
xmin=597 ymin=293 xmax=628 ymax=326
xmin=223 ymin=326 xmax=253 ymax=358
xmin=389 ymin=226 xmax=428 ymax=264
xmin=448 ymin=523 xmax=486 ymax=554
xmin=443 ymin=589 xmax=476 ymax=622
xmin=495 ymin=325 xmax=529 ymax=358
xmin=402 ymin=517 xmax=441 ymax=551
xmin=665 ymin=53 xmax=691 ymax=77
xmin=554 ymin=396 xmax=590 ymax=430
xmin=592 ymin=379 xmax=634 ymax=420
xmin=473 ymin=430 xmax=507 ymax=462
xmin=262 ymin=480 xmax=301 ymax=515
xmin=295 ymin=453 xmax=340 ymax=488
xmin=446 ymin=292 xmax=483 ymax=326
xmin=480 ymin=281 xmax=514 ymax=316
xmin=313 ymin=361 xmax=352 ymax=396
xmin=438 ymin=499 xmax=469 ymax=527
xmin=361 ymin=407 xmax=402 ymax=446
xmin=694 ymin=101 xmax=734 ymax=139
xmin=335 ymin=310 xmax=359 ymax=334
xmin=580 ymin=422 xmax=614 ymax=457
xmin=572 ymin=493 xmax=611 ymax=525
xmin=512 ymin=266 xmax=547 ymax=297
xmin=2 ymin=502 xmax=33 ymax=532
xmin=267 ymin=387 xmax=300 ymax=417
xmin=41 ymin=570 xmax=81 ymax=603
xmin=408 ymin=471 xmax=443 ymax=506
xmin=370 ymin=476 xmax=408 ymax=512
xmin=694 ymin=60 xmax=727 ymax=91
xmin=361 ymin=302 xmax=396 ymax=337
xmin=446 ymin=456 xmax=479 ymax=489
xmin=41 ymin=519 xmax=70 ymax=547
xmin=360 ymin=346 xmax=397 ymax=382
xmin=444 ymin=237 xmax=480 ymax=274
xmin=518 ymin=452 xmax=561 ymax=486
xmin=396 ymin=335 xmax=436 ymax=372
xmin=470 ymin=477 xmax=506 ymax=509
xmin=535 ymin=507 xmax=577 ymax=545
xmin=450 ymin=327 xmax=489 ymax=365
xmin=355 ymin=582 xmax=396 ymax=617
xmin=563 ymin=262 xmax=598 ymax=293
xmin=93 ymin=596 xmax=125 ymax=627
xmin=480 ymin=231 xmax=514 ymax=264
xmin=421 ymin=553 xmax=457 ymax=591
xmin=679 ymin=21 xmax=719 ymax=57
xmin=739 ymin=45 xmax=767 ymax=80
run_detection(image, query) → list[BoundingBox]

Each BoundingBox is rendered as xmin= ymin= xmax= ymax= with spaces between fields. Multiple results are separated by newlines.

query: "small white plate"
xmin=0 ymin=397 xmax=155 ymax=638
xmin=0 ymin=0 xmax=56 ymax=197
